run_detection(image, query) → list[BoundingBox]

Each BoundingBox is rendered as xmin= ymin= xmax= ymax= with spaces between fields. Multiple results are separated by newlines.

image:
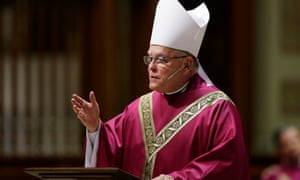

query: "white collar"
xmin=164 ymin=81 xmax=189 ymax=95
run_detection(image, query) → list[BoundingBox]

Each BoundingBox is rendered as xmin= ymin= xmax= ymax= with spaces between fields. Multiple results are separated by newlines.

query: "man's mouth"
xmin=150 ymin=75 xmax=159 ymax=79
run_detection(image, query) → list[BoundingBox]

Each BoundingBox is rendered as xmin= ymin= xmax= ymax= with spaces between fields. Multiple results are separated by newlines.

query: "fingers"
xmin=71 ymin=94 xmax=85 ymax=114
xmin=72 ymin=103 xmax=82 ymax=114
xmin=72 ymin=94 xmax=85 ymax=107
xmin=71 ymin=91 xmax=100 ymax=132
xmin=71 ymin=92 xmax=98 ymax=114
xmin=77 ymin=109 xmax=86 ymax=122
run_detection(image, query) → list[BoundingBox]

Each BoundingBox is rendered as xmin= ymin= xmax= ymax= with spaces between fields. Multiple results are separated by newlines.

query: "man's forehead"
xmin=148 ymin=45 xmax=183 ymax=55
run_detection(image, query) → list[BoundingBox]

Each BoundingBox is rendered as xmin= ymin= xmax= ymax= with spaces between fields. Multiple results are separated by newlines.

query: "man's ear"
xmin=184 ymin=56 xmax=194 ymax=70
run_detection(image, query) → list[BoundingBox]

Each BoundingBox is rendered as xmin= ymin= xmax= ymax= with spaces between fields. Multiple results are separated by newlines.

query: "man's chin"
xmin=149 ymin=86 xmax=157 ymax=91
xmin=149 ymin=84 xmax=163 ymax=92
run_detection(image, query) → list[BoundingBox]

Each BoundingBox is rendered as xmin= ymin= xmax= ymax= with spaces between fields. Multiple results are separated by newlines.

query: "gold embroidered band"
xmin=139 ymin=91 xmax=232 ymax=179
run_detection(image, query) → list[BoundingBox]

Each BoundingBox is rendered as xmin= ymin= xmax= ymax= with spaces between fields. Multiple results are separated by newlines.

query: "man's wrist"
xmin=88 ymin=120 xmax=100 ymax=133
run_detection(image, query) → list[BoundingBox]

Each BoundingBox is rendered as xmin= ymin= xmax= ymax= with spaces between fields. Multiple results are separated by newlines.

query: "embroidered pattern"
xmin=139 ymin=92 xmax=155 ymax=180
xmin=139 ymin=90 xmax=232 ymax=179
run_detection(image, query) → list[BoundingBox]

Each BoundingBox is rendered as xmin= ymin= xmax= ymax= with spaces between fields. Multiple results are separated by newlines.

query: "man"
xmin=261 ymin=125 xmax=300 ymax=180
xmin=71 ymin=0 xmax=250 ymax=179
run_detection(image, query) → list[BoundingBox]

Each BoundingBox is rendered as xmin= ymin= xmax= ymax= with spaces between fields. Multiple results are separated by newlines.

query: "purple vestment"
xmin=93 ymin=75 xmax=251 ymax=179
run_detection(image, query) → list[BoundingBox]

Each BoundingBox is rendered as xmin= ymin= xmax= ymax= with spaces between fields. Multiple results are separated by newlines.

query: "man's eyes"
xmin=157 ymin=57 xmax=169 ymax=63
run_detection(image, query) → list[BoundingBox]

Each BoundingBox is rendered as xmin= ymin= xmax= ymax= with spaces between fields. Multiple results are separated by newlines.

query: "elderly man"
xmin=71 ymin=0 xmax=250 ymax=179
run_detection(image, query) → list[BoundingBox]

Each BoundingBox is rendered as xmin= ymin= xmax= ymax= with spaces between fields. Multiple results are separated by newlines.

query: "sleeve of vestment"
xmin=84 ymin=125 xmax=100 ymax=167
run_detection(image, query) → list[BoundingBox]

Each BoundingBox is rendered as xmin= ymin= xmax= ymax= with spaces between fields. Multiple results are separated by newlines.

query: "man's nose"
xmin=149 ymin=61 xmax=158 ymax=71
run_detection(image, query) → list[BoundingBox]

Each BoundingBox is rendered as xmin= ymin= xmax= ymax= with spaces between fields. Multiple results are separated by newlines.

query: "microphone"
xmin=167 ymin=64 xmax=186 ymax=80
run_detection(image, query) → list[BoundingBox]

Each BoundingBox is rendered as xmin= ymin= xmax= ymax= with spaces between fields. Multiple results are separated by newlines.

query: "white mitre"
xmin=150 ymin=0 xmax=213 ymax=86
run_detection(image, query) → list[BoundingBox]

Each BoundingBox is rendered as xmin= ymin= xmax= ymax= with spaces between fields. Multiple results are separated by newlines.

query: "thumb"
xmin=89 ymin=91 xmax=98 ymax=107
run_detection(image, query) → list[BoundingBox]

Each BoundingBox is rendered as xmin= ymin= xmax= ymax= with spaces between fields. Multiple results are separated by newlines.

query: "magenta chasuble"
xmin=94 ymin=75 xmax=251 ymax=179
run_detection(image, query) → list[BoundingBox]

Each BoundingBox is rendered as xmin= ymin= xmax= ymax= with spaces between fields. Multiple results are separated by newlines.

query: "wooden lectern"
xmin=24 ymin=167 xmax=139 ymax=180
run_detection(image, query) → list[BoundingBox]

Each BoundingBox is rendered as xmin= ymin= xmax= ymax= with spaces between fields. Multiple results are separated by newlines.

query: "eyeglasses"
xmin=143 ymin=55 xmax=187 ymax=65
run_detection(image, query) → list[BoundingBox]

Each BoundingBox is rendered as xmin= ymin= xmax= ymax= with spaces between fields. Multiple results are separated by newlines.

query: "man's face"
xmin=146 ymin=45 xmax=190 ymax=93
xmin=278 ymin=127 xmax=300 ymax=165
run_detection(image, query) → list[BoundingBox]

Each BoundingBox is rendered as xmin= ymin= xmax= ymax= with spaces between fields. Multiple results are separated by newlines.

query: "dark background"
xmin=0 ymin=0 xmax=272 ymax=179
